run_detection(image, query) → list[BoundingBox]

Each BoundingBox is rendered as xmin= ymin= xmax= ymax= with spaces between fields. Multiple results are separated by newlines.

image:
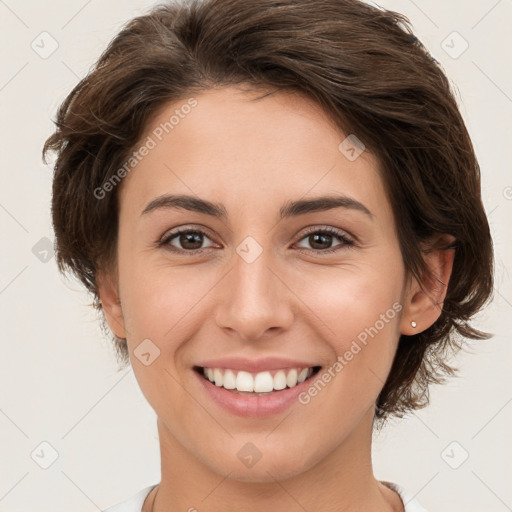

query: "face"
xmin=101 ymin=85 xmax=414 ymax=482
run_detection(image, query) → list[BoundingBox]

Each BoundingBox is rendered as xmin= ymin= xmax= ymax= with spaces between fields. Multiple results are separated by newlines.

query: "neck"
xmin=146 ymin=407 xmax=403 ymax=512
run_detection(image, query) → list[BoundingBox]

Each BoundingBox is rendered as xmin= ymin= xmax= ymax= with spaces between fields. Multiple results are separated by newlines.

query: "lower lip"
xmin=194 ymin=368 xmax=319 ymax=418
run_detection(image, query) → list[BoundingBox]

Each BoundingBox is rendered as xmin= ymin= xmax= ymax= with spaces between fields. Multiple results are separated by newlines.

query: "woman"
xmin=42 ymin=0 xmax=494 ymax=510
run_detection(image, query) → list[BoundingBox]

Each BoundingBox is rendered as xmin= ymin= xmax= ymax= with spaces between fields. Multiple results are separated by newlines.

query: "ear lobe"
xmin=400 ymin=234 xmax=456 ymax=335
xmin=96 ymin=268 xmax=127 ymax=339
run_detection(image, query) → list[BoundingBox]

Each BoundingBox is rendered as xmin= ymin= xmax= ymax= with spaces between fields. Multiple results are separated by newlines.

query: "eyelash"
xmin=158 ymin=225 xmax=355 ymax=255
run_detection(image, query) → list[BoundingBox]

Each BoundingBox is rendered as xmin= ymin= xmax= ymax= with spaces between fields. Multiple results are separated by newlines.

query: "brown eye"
xmin=160 ymin=228 xmax=215 ymax=252
xmin=175 ymin=231 xmax=204 ymax=250
xmin=307 ymin=232 xmax=333 ymax=250
xmin=295 ymin=227 xmax=354 ymax=254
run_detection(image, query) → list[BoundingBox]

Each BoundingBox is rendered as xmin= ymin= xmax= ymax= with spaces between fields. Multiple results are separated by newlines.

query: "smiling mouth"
xmin=193 ymin=365 xmax=322 ymax=395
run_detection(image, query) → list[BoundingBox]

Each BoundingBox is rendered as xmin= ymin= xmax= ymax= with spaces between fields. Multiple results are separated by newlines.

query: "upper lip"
xmin=195 ymin=357 xmax=320 ymax=373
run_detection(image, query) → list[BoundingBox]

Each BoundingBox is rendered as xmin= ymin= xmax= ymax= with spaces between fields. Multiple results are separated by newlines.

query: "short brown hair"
xmin=42 ymin=0 xmax=494 ymax=423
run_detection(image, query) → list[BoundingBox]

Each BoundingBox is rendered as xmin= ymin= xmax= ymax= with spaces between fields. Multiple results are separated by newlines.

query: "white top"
xmin=102 ymin=481 xmax=428 ymax=511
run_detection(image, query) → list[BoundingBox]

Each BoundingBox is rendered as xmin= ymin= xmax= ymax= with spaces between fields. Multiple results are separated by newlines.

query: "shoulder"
xmin=381 ymin=481 xmax=430 ymax=512
xmin=102 ymin=484 xmax=158 ymax=512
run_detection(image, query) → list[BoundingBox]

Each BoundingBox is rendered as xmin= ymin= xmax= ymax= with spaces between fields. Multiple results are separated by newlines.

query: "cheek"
xmin=118 ymin=259 xmax=221 ymax=344
xmin=293 ymin=258 xmax=403 ymax=340
xmin=292 ymin=260 xmax=404 ymax=394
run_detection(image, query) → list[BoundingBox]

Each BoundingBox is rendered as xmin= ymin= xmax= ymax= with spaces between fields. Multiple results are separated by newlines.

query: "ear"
xmin=96 ymin=267 xmax=127 ymax=339
xmin=400 ymin=234 xmax=456 ymax=335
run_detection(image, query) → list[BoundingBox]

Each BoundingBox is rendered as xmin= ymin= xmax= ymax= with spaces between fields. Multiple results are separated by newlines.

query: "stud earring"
xmin=411 ymin=321 xmax=417 ymax=328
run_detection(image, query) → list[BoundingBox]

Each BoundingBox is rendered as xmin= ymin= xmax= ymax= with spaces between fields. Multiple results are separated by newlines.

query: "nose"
xmin=214 ymin=242 xmax=295 ymax=342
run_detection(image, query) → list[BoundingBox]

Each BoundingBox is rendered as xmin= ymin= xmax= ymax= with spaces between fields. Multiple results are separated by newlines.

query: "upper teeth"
xmin=202 ymin=367 xmax=314 ymax=392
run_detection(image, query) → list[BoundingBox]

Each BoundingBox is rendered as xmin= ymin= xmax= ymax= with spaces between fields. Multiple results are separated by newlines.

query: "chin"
xmin=200 ymin=440 xmax=320 ymax=484
xmin=216 ymin=460 xmax=307 ymax=484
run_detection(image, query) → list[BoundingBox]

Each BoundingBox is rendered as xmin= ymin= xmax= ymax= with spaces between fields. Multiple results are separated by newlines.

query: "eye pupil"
xmin=310 ymin=233 xmax=332 ymax=250
xmin=180 ymin=232 xmax=203 ymax=250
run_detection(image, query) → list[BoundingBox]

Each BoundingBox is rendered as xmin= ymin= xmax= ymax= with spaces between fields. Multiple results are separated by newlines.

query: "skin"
xmin=98 ymin=85 xmax=454 ymax=512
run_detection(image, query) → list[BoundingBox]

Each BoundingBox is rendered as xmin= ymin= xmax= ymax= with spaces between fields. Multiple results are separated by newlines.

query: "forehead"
xmin=118 ymin=86 xmax=390 ymax=223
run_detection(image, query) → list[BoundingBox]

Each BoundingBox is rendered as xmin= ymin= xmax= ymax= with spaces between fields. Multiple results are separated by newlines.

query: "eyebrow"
xmin=140 ymin=194 xmax=373 ymax=220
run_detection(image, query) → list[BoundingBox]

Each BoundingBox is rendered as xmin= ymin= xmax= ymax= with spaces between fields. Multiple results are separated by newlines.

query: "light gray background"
xmin=1 ymin=1 xmax=511 ymax=511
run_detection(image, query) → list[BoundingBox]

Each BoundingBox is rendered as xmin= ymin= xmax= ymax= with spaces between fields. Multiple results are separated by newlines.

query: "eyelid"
xmin=298 ymin=225 xmax=354 ymax=242
xmin=159 ymin=224 xmax=217 ymax=244
xmin=293 ymin=225 xmax=355 ymax=254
